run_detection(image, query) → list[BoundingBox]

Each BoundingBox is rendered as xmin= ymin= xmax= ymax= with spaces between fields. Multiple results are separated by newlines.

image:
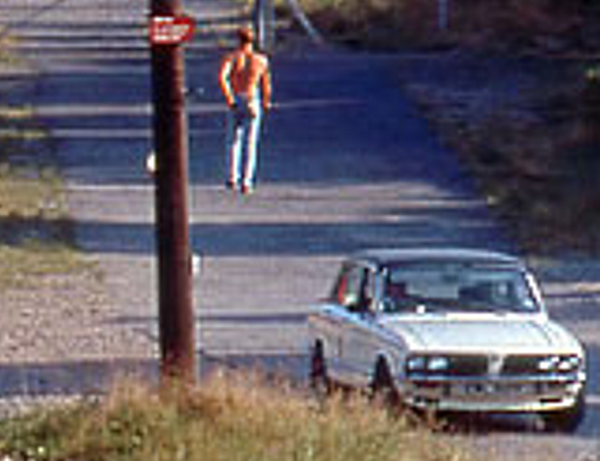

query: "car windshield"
xmin=382 ymin=261 xmax=540 ymax=314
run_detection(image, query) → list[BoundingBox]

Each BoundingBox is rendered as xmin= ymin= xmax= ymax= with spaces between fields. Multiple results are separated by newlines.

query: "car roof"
xmin=352 ymin=248 xmax=523 ymax=268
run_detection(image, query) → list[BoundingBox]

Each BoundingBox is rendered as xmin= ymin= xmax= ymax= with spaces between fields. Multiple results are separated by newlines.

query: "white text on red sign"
xmin=149 ymin=16 xmax=195 ymax=45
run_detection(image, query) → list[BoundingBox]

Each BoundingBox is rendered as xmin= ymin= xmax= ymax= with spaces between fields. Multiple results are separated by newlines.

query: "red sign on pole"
xmin=149 ymin=16 xmax=195 ymax=45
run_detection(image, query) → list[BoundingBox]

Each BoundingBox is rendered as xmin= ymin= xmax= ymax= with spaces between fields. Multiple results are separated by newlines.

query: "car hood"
xmin=382 ymin=315 xmax=582 ymax=355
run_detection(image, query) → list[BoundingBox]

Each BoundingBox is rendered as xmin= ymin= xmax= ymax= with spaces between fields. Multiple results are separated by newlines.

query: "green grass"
xmin=0 ymin=373 xmax=475 ymax=461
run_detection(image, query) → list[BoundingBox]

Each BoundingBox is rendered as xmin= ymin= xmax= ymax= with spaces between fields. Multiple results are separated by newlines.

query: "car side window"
xmin=333 ymin=266 xmax=359 ymax=308
xmin=334 ymin=265 xmax=374 ymax=314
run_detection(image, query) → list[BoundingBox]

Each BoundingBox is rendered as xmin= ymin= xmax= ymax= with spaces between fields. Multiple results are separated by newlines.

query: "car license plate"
xmin=455 ymin=383 xmax=535 ymax=396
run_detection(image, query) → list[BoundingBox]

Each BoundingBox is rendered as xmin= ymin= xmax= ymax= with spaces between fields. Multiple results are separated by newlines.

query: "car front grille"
xmin=442 ymin=356 xmax=489 ymax=376
xmin=502 ymin=355 xmax=545 ymax=376
xmin=407 ymin=354 xmax=581 ymax=380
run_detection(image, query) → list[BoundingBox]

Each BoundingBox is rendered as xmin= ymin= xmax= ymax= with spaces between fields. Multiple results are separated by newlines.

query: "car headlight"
xmin=558 ymin=356 xmax=582 ymax=372
xmin=428 ymin=356 xmax=450 ymax=371
xmin=406 ymin=356 xmax=427 ymax=372
xmin=406 ymin=355 xmax=450 ymax=373
xmin=538 ymin=356 xmax=559 ymax=372
xmin=538 ymin=355 xmax=581 ymax=373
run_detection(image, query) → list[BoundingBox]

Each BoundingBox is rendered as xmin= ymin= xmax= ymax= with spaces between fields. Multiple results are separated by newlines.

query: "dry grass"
xmin=480 ymin=83 xmax=600 ymax=253
xmin=413 ymin=64 xmax=600 ymax=254
xmin=0 ymin=372 xmax=475 ymax=461
xmin=446 ymin=0 xmax=583 ymax=50
xmin=0 ymin=164 xmax=64 ymax=219
xmin=295 ymin=0 xmax=598 ymax=51
xmin=0 ymin=240 xmax=93 ymax=288
xmin=297 ymin=0 xmax=407 ymax=48
xmin=0 ymin=37 xmax=20 ymax=66
xmin=0 ymin=162 xmax=89 ymax=288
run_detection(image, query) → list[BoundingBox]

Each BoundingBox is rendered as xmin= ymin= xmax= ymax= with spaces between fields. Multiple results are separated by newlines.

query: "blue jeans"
xmin=226 ymin=95 xmax=262 ymax=189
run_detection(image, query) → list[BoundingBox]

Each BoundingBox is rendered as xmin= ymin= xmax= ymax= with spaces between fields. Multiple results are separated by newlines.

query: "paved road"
xmin=1 ymin=0 xmax=598 ymax=457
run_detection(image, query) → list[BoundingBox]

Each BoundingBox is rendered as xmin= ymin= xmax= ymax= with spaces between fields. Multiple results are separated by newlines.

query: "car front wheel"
xmin=370 ymin=357 xmax=401 ymax=409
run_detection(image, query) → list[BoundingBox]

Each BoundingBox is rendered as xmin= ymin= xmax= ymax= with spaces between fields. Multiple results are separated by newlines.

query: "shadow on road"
xmin=66 ymin=208 xmax=507 ymax=256
xmin=0 ymin=359 xmax=157 ymax=399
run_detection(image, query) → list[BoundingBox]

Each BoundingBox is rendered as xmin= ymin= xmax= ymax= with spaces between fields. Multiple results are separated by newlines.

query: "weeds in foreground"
xmin=0 ymin=373 xmax=473 ymax=461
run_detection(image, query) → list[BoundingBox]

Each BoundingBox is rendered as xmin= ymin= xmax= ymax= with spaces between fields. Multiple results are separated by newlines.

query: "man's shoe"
xmin=241 ymin=184 xmax=254 ymax=195
xmin=225 ymin=180 xmax=238 ymax=191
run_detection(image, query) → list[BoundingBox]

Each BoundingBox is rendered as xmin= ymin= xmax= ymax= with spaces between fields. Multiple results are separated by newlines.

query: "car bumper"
xmin=403 ymin=378 xmax=585 ymax=413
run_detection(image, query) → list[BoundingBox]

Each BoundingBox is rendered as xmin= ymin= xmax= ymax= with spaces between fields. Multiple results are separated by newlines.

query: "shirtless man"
xmin=219 ymin=26 xmax=272 ymax=194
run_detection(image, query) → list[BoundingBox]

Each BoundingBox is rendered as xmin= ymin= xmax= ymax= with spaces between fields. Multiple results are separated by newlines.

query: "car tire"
xmin=309 ymin=341 xmax=331 ymax=396
xmin=541 ymin=391 xmax=586 ymax=433
xmin=370 ymin=357 xmax=401 ymax=409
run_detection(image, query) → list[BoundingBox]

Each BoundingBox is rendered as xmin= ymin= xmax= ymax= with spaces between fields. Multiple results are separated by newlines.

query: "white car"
xmin=308 ymin=248 xmax=586 ymax=431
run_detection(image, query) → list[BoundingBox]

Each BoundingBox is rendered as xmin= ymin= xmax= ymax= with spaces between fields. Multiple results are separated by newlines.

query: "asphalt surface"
xmin=1 ymin=0 xmax=599 ymax=457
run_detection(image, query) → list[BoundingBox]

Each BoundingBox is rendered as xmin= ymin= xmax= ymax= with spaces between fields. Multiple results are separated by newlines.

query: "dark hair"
xmin=238 ymin=26 xmax=254 ymax=45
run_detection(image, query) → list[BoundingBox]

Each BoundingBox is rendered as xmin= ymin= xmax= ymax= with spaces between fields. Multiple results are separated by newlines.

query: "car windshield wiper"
xmin=455 ymin=303 xmax=512 ymax=314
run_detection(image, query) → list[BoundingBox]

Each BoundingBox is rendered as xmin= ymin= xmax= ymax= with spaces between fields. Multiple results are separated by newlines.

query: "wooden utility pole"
xmin=254 ymin=0 xmax=275 ymax=52
xmin=150 ymin=0 xmax=196 ymax=383
xmin=437 ymin=0 xmax=450 ymax=31
xmin=583 ymin=68 xmax=600 ymax=146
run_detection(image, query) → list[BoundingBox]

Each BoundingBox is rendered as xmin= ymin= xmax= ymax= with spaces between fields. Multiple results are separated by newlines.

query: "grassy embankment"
xmin=423 ymin=68 xmax=600 ymax=254
xmin=0 ymin=37 xmax=91 ymax=288
xmin=0 ymin=373 xmax=477 ymax=461
xmin=295 ymin=0 xmax=600 ymax=254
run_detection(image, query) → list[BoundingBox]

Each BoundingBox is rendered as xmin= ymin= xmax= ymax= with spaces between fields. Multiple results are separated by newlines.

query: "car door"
xmin=313 ymin=262 xmax=359 ymax=382
xmin=337 ymin=263 xmax=380 ymax=387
